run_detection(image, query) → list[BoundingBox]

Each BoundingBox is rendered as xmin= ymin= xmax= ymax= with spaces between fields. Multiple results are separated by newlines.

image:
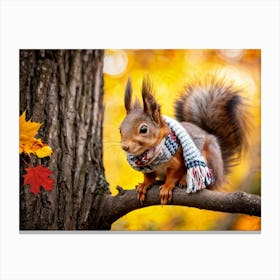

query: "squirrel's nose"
xmin=121 ymin=144 xmax=130 ymax=152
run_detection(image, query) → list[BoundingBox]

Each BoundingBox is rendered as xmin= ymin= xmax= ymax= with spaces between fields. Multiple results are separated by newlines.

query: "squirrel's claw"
xmin=178 ymin=176 xmax=187 ymax=189
xmin=159 ymin=184 xmax=173 ymax=205
xmin=136 ymin=183 xmax=149 ymax=203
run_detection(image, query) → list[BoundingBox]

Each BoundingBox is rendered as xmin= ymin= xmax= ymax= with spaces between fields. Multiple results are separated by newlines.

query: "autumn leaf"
xmin=19 ymin=111 xmax=53 ymax=158
xmin=20 ymin=111 xmax=42 ymax=140
xmin=35 ymin=145 xmax=53 ymax=158
xmin=23 ymin=165 xmax=54 ymax=195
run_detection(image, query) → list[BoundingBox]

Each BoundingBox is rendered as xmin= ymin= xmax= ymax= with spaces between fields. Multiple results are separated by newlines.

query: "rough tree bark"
xmin=20 ymin=50 xmax=261 ymax=231
xmin=20 ymin=50 xmax=109 ymax=230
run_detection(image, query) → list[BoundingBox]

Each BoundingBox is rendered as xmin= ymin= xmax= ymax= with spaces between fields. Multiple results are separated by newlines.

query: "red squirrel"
xmin=120 ymin=75 xmax=249 ymax=205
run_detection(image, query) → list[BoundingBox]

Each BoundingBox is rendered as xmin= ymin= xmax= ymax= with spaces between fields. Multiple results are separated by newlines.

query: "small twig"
xmin=116 ymin=185 xmax=126 ymax=195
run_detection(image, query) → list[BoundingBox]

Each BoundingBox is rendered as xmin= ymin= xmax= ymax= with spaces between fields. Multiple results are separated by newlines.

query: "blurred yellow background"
xmin=103 ymin=49 xmax=261 ymax=231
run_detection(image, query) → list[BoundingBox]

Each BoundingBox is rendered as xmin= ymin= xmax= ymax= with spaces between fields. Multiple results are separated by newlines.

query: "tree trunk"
xmin=20 ymin=50 xmax=110 ymax=230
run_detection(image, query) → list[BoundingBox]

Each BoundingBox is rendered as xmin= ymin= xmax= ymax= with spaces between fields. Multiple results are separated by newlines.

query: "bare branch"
xmin=103 ymin=185 xmax=261 ymax=226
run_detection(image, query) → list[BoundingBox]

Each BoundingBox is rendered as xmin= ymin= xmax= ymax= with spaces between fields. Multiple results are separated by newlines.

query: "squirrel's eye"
xmin=139 ymin=124 xmax=148 ymax=134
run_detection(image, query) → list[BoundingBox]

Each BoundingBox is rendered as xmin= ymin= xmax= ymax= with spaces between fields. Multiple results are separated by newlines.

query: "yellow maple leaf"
xmin=19 ymin=111 xmax=53 ymax=158
xmin=20 ymin=111 xmax=42 ymax=140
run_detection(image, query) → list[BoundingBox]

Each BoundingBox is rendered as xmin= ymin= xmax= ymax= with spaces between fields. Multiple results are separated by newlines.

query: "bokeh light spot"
xmin=103 ymin=50 xmax=128 ymax=76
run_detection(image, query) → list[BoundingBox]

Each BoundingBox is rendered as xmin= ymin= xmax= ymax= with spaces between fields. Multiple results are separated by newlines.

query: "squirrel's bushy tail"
xmin=175 ymin=74 xmax=250 ymax=174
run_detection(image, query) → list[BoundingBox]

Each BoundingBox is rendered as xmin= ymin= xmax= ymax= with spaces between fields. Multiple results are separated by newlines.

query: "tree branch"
xmin=104 ymin=184 xmax=261 ymax=226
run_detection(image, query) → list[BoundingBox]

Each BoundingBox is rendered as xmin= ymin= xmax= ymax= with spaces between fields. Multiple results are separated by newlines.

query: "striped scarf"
xmin=127 ymin=116 xmax=215 ymax=193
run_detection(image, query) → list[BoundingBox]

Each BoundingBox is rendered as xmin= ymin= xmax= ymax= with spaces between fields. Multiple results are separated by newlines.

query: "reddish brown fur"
xmin=120 ymin=76 xmax=249 ymax=205
xmin=137 ymin=147 xmax=186 ymax=205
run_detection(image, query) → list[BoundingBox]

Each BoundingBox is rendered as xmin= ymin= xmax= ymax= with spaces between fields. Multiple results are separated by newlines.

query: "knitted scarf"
xmin=127 ymin=116 xmax=215 ymax=193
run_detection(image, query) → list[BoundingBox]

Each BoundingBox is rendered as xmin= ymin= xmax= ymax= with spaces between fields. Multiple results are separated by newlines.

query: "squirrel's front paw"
xmin=136 ymin=183 xmax=149 ymax=203
xmin=159 ymin=185 xmax=173 ymax=205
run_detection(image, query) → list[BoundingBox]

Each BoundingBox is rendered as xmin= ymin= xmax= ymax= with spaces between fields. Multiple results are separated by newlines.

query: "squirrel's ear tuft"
xmin=124 ymin=77 xmax=132 ymax=113
xmin=142 ymin=76 xmax=161 ymax=124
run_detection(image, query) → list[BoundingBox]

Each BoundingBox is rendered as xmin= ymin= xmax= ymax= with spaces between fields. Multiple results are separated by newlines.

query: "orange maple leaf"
xmin=23 ymin=165 xmax=54 ymax=195
xmin=19 ymin=112 xmax=53 ymax=158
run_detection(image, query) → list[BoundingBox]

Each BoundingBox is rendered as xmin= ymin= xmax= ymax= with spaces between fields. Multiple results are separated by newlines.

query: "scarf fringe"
xmin=163 ymin=116 xmax=215 ymax=193
xmin=186 ymin=166 xmax=215 ymax=193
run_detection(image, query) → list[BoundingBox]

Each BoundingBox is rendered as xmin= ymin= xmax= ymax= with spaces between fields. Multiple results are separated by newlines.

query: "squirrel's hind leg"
xmin=178 ymin=175 xmax=187 ymax=188
xmin=202 ymin=135 xmax=225 ymax=189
